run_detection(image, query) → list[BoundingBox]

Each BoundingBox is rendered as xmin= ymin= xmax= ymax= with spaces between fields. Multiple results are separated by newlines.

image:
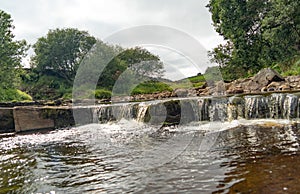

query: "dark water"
xmin=1 ymin=120 xmax=300 ymax=193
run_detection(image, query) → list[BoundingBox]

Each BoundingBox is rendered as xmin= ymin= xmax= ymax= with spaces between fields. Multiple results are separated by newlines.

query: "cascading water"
xmin=136 ymin=102 xmax=150 ymax=122
xmin=269 ymin=93 xmax=286 ymax=119
xmin=92 ymin=93 xmax=300 ymax=125
xmin=209 ymin=97 xmax=228 ymax=122
xmin=94 ymin=103 xmax=138 ymax=123
xmin=283 ymin=94 xmax=300 ymax=119
xmin=244 ymin=95 xmax=269 ymax=119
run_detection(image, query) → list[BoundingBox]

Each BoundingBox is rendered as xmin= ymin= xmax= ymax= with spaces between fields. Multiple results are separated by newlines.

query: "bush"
xmin=94 ymin=89 xmax=112 ymax=99
xmin=21 ymin=72 xmax=72 ymax=100
xmin=0 ymin=88 xmax=32 ymax=102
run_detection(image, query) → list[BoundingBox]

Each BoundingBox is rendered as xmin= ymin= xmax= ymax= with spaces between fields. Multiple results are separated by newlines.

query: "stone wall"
xmin=0 ymin=106 xmax=78 ymax=133
xmin=0 ymin=108 xmax=15 ymax=133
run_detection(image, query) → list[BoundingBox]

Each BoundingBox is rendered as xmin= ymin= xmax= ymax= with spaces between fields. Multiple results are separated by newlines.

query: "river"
xmin=1 ymin=118 xmax=300 ymax=193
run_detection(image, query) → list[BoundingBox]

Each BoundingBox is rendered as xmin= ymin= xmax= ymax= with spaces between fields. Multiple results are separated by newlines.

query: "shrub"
xmin=0 ymin=88 xmax=32 ymax=102
xmin=94 ymin=89 xmax=112 ymax=99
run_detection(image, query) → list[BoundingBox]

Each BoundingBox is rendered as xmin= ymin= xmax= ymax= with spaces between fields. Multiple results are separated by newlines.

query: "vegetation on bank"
xmin=1 ymin=0 xmax=299 ymax=103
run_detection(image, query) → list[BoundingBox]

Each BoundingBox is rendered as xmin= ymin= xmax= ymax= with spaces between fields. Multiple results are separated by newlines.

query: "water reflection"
xmin=214 ymin=123 xmax=300 ymax=193
xmin=0 ymin=120 xmax=300 ymax=193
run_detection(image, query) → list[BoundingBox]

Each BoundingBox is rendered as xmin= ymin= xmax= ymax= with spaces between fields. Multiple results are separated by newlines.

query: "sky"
xmin=1 ymin=0 xmax=223 ymax=80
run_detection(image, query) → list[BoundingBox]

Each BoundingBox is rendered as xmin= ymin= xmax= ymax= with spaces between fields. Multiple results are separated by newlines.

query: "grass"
xmin=281 ymin=59 xmax=300 ymax=76
xmin=168 ymin=75 xmax=206 ymax=90
xmin=131 ymin=81 xmax=173 ymax=95
xmin=187 ymin=75 xmax=206 ymax=83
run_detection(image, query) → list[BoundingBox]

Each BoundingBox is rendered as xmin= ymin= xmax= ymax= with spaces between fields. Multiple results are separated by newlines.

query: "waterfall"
xmin=92 ymin=93 xmax=300 ymax=125
xmin=209 ymin=97 xmax=228 ymax=122
xmin=269 ymin=93 xmax=286 ymax=119
xmin=136 ymin=103 xmax=150 ymax=122
xmin=283 ymin=94 xmax=299 ymax=119
xmin=94 ymin=103 xmax=138 ymax=123
xmin=245 ymin=95 xmax=269 ymax=119
xmin=227 ymin=96 xmax=244 ymax=121
xmin=197 ymin=98 xmax=210 ymax=121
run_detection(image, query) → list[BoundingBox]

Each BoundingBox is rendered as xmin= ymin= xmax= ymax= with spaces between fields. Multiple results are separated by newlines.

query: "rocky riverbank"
xmin=118 ymin=68 xmax=300 ymax=102
xmin=0 ymin=68 xmax=299 ymax=105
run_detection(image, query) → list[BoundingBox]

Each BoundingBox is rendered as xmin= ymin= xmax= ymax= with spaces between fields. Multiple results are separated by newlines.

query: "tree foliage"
xmin=207 ymin=0 xmax=300 ymax=79
xmin=0 ymin=10 xmax=28 ymax=89
xmin=32 ymin=28 xmax=97 ymax=84
xmin=97 ymin=46 xmax=164 ymax=90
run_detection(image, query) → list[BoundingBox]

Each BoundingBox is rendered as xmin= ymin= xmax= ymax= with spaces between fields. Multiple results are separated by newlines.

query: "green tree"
xmin=207 ymin=0 xmax=300 ymax=79
xmin=81 ymin=44 xmax=165 ymax=90
xmin=0 ymin=10 xmax=28 ymax=89
xmin=108 ymin=47 xmax=165 ymax=94
xmin=32 ymin=28 xmax=97 ymax=84
xmin=261 ymin=0 xmax=300 ymax=69
xmin=118 ymin=47 xmax=164 ymax=78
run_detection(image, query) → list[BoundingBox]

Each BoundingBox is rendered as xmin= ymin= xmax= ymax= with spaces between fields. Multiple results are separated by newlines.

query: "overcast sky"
xmin=1 ymin=0 xmax=223 ymax=80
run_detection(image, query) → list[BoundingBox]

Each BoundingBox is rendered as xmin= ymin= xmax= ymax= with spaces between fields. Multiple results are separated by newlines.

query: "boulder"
xmin=173 ymin=88 xmax=189 ymax=97
xmin=246 ymin=68 xmax=284 ymax=92
xmin=252 ymin=68 xmax=285 ymax=86
xmin=286 ymin=76 xmax=300 ymax=83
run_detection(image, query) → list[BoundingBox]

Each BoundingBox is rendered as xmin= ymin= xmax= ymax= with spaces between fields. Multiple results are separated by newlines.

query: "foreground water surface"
xmin=1 ymin=119 xmax=300 ymax=193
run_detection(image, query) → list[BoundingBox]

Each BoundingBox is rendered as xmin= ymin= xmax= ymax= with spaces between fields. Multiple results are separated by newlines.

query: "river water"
xmin=1 ymin=119 xmax=300 ymax=193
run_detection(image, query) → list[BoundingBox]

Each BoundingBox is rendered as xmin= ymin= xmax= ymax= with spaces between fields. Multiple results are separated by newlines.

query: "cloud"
xmin=0 ymin=0 xmax=223 ymax=77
